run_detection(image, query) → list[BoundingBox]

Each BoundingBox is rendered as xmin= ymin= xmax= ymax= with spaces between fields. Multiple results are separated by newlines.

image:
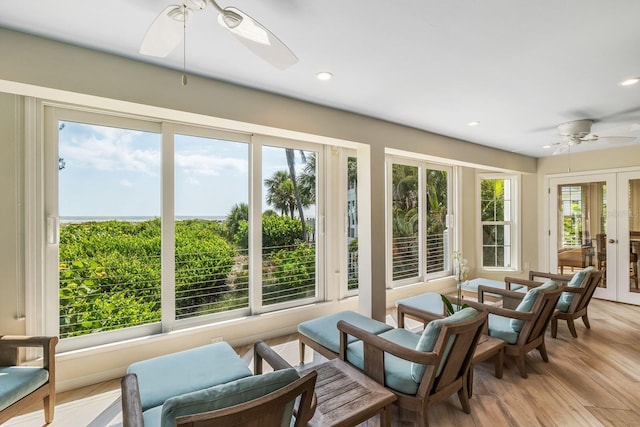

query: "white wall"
xmin=0 ymin=28 xmax=539 ymax=391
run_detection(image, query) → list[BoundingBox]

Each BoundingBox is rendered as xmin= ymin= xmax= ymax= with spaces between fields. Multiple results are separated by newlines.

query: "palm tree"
xmin=285 ymin=149 xmax=307 ymax=238
xmin=225 ymin=203 xmax=248 ymax=239
xmin=265 ymin=170 xmax=296 ymax=217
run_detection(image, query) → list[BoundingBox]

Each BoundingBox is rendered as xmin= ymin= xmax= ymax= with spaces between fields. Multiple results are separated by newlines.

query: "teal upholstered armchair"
xmin=121 ymin=340 xmax=316 ymax=427
xmin=528 ymin=268 xmax=603 ymax=338
xmin=465 ymin=280 xmax=562 ymax=378
xmin=336 ymin=307 xmax=487 ymax=427
xmin=0 ymin=335 xmax=59 ymax=425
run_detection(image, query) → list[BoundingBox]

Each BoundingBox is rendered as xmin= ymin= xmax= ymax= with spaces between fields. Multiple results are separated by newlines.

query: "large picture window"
xmin=388 ymin=159 xmax=452 ymax=286
xmin=478 ymin=174 xmax=519 ymax=269
xmin=43 ymin=106 xmax=327 ymax=350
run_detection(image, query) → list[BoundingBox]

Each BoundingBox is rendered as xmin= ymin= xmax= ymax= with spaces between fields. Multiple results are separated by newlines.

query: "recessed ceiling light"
xmin=316 ymin=71 xmax=333 ymax=81
xmin=543 ymin=145 xmax=552 ymax=149
xmin=619 ymin=77 xmax=640 ymax=86
xmin=468 ymin=121 xmax=480 ymax=127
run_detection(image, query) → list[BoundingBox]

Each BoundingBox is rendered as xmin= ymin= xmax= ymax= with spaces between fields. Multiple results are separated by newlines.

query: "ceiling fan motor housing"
xmin=557 ymin=119 xmax=593 ymax=138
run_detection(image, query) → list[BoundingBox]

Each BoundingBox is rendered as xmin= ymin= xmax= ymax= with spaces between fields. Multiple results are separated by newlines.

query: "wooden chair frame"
xmin=0 ymin=335 xmax=58 ymax=425
xmin=337 ymin=309 xmax=487 ymax=427
xmin=528 ymin=269 xmax=603 ymax=338
xmin=464 ymin=282 xmax=563 ymax=378
xmin=121 ymin=341 xmax=316 ymax=427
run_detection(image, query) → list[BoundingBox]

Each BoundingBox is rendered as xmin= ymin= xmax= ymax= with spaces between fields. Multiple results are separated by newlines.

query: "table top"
xmin=299 ymin=358 xmax=396 ymax=427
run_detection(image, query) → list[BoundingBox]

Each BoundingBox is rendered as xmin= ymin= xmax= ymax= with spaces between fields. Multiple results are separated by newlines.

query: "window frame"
xmin=385 ymin=156 xmax=454 ymax=288
xmin=33 ymin=103 xmax=330 ymax=351
xmin=476 ymin=173 xmax=520 ymax=272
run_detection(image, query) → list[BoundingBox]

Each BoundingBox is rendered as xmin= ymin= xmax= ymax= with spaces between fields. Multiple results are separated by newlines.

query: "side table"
xmin=298 ymin=358 xmax=396 ymax=427
xmin=468 ymin=334 xmax=506 ymax=397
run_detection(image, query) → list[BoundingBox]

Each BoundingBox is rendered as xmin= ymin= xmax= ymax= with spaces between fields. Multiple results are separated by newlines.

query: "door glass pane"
xmin=347 ymin=156 xmax=358 ymax=290
xmin=174 ymin=134 xmax=249 ymax=319
xmin=392 ymin=164 xmax=419 ymax=281
xmin=261 ymin=146 xmax=317 ymax=305
xmin=629 ymin=179 xmax=640 ymax=293
xmin=556 ymin=182 xmax=602 ymax=279
xmin=58 ymin=121 xmax=161 ymax=338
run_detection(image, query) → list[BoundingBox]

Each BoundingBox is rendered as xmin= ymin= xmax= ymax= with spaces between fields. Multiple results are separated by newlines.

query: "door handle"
xmin=608 ymin=238 xmax=617 ymax=244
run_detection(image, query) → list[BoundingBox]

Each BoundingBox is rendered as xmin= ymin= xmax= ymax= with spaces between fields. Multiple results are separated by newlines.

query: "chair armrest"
xmin=528 ymin=271 xmax=572 ymax=284
xmin=336 ymin=321 xmax=439 ymax=365
xmin=253 ymin=340 xmax=293 ymax=374
xmin=477 ymin=285 xmax=525 ymax=303
xmin=397 ymin=303 xmax=445 ymax=328
xmin=462 ymin=300 xmax=537 ymax=321
xmin=121 ymin=374 xmax=144 ymax=427
xmin=503 ymin=277 xmax=545 ymax=290
xmin=0 ymin=335 xmax=58 ymax=369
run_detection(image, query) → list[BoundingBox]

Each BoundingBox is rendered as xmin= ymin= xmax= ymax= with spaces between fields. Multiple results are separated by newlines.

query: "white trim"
xmin=161 ymin=122 xmax=176 ymax=331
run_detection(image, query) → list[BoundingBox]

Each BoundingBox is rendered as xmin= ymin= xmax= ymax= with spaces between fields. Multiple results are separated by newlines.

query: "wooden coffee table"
xmin=468 ymin=334 xmax=505 ymax=397
xmin=298 ymin=358 xmax=396 ymax=427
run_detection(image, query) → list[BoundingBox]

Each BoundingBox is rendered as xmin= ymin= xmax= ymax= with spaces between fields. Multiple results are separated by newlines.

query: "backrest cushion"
xmin=411 ymin=307 xmax=478 ymax=382
xmin=561 ymin=266 xmax=594 ymax=306
xmin=510 ymin=280 xmax=557 ymax=332
xmin=160 ymin=368 xmax=300 ymax=427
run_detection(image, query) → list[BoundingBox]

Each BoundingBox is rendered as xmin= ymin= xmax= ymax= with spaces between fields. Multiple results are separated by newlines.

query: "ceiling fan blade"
xmin=140 ymin=5 xmax=187 ymax=57
xmin=552 ymin=145 xmax=569 ymax=155
xmin=217 ymin=7 xmax=298 ymax=69
xmin=600 ymin=136 xmax=637 ymax=144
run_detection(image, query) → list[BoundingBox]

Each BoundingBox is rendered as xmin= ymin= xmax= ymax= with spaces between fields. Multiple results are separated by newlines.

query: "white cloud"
xmin=175 ymin=153 xmax=247 ymax=176
xmin=120 ymin=179 xmax=133 ymax=187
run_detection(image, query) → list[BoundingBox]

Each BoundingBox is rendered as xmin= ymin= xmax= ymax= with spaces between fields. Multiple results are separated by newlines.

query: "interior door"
xmin=617 ymin=171 xmax=640 ymax=305
xmin=549 ymin=170 xmax=640 ymax=304
xmin=549 ymin=174 xmax=617 ymax=301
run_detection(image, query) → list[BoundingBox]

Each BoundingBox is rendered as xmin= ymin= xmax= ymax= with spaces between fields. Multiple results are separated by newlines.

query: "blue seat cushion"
xmin=141 ymin=368 xmax=300 ymax=427
xmin=395 ymin=292 xmax=444 ymax=315
xmin=127 ymin=342 xmax=252 ymax=411
xmin=346 ymin=328 xmax=421 ymax=395
xmin=298 ymin=310 xmax=393 ymax=354
xmin=510 ymin=280 xmax=557 ymax=332
xmin=488 ymin=313 xmax=520 ymax=344
xmin=412 ymin=307 xmax=478 ymax=381
xmin=0 ymin=366 xmax=49 ymax=411
xmin=559 ymin=266 xmax=593 ymax=309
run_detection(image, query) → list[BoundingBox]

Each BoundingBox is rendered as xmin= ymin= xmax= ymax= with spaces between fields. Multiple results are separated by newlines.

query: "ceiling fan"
xmin=140 ymin=0 xmax=298 ymax=70
xmin=547 ymin=119 xmax=637 ymax=155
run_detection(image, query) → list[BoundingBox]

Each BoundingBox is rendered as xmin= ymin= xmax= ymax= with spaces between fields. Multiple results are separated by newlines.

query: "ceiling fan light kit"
xmin=140 ymin=0 xmax=297 ymax=70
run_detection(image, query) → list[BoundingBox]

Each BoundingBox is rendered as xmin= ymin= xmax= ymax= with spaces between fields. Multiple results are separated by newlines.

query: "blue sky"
xmin=58 ymin=121 xmax=312 ymax=218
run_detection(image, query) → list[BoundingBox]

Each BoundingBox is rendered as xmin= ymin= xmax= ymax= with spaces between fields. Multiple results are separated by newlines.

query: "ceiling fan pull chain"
xmin=182 ymin=4 xmax=188 ymax=86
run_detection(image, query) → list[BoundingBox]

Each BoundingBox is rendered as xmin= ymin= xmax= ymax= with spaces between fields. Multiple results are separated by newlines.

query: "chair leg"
xmin=551 ymin=318 xmax=558 ymax=338
xmin=458 ymin=384 xmax=471 ymax=414
xmin=495 ymin=348 xmax=504 ymax=379
xmin=44 ymin=395 xmax=55 ymax=423
xmin=566 ymin=318 xmax=578 ymax=338
xmin=538 ymin=341 xmax=549 ymax=363
xmin=515 ymin=356 xmax=528 ymax=378
xmin=582 ymin=313 xmax=591 ymax=329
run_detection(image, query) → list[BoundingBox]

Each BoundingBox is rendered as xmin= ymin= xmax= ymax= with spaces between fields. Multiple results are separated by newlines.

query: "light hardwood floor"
xmin=6 ymin=298 xmax=640 ymax=426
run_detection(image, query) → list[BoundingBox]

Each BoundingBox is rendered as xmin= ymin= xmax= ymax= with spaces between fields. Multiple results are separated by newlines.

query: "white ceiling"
xmin=1 ymin=0 xmax=640 ymax=157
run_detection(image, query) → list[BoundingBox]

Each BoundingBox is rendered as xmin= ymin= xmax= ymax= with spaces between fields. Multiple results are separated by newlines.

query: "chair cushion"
xmin=0 ymin=366 xmax=49 ymax=411
xmin=395 ymin=292 xmax=444 ymax=315
xmin=346 ymin=328 xmax=421 ymax=395
xmin=510 ymin=280 xmax=557 ymax=332
xmin=298 ymin=310 xmax=393 ymax=354
xmin=488 ymin=313 xmax=520 ymax=344
xmin=127 ymin=342 xmax=252 ymax=411
xmin=411 ymin=307 xmax=478 ymax=381
xmin=141 ymin=368 xmax=300 ymax=427
xmin=560 ymin=266 xmax=594 ymax=307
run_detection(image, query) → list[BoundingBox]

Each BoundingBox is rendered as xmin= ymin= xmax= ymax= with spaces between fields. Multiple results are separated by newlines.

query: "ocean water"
xmin=60 ymin=216 xmax=226 ymax=223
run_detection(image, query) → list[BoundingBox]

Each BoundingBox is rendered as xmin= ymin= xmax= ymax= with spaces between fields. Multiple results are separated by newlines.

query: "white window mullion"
xmin=249 ymin=137 xmax=262 ymax=314
xmin=161 ymin=122 xmax=176 ymax=331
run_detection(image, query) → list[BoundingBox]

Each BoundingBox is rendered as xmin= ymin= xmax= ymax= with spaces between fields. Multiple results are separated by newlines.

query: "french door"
xmin=548 ymin=170 xmax=640 ymax=305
